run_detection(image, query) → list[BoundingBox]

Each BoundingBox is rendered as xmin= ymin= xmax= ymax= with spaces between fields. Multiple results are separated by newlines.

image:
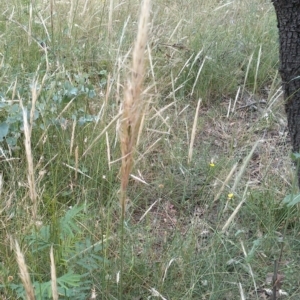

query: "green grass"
xmin=0 ymin=0 xmax=299 ymax=299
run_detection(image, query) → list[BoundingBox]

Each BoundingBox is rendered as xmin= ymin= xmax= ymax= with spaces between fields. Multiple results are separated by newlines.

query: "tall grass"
xmin=1 ymin=0 xmax=299 ymax=299
xmin=120 ymin=0 xmax=151 ymax=218
xmin=119 ymin=0 xmax=151 ymax=297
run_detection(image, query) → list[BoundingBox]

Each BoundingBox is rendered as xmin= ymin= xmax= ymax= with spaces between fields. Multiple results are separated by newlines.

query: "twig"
xmin=272 ymin=260 xmax=278 ymax=300
xmin=236 ymin=100 xmax=267 ymax=110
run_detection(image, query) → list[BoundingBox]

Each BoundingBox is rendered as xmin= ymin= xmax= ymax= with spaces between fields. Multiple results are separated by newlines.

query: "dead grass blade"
xmin=70 ymin=118 xmax=76 ymax=156
xmin=241 ymin=52 xmax=253 ymax=99
xmin=15 ymin=240 xmax=35 ymax=300
xmin=240 ymin=240 xmax=258 ymax=297
xmin=82 ymin=112 xmax=121 ymax=157
xmin=108 ymin=0 xmax=114 ymax=39
xmin=253 ymin=45 xmax=262 ymax=95
xmin=188 ymin=98 xmax=201 ymax=164
xmin=238 ymin=282 xmax=246 ymax=300
xmin=231 ymin=140 xmax=260 ymax=193
xmin=213 ymin=162 xmax=238 ymax=202
xmin=106 ymin=131 xmax=111 ymax=171
xmin=50 ymin=245 xmax=58 ymax=300
xmin=20 ymin=94 xmax=37 ymax=220
xmin=0 ymin=172 xmax=3 ymax=197
xmin=28 ymin=3 xmax=32 ymax=45
xmin=222 ymin=183 xmax=248 ymax=233
xmin=138 ymin=199 xmax=159 ymax=223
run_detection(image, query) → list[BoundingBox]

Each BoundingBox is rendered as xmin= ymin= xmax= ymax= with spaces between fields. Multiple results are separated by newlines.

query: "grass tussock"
xmin=0 ymin=0 xmax=300 ymax=299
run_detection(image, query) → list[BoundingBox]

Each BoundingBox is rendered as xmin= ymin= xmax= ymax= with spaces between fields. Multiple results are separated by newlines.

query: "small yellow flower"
xmin=227 ymin=193 xmax=234 ymax=199
xmin=209 ymin=159 xmax=215 ymax=167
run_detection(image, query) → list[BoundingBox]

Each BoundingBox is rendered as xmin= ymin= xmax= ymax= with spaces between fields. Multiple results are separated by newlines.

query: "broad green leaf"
xmin=283 ymin=193 xmax=300 ymax=207
xmin=0 ymin=122 xmax=9 ymax=141
xmin=57 ymin=272 xmax=81 ymax=288
xmin=291 ymin=152 xmax=300 ymax=161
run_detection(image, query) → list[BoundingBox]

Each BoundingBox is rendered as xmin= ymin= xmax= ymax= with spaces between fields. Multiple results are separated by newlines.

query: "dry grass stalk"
xmin=162 ymin=257 xmax=176 ymax=283
xmin=37 ymin=11 xmax=51 ymax=43
xmin=222 ymin=184 xmax=248 ymax=233
xmin=105 ymin=73 xmax=111 ymax=107
xmin=238 ymin=282 xmax=246 ymax=300
xmin=149 ymin=101 xmax=175 ymax=121
xmin=75 ymin=146 xmax=79 ymax=182
xmin=106 ymin=131 xmax=111 ymax=171
xmin=50 ymin=245 xmax=58 ymax=300
xmin=63 ymin=162 xmax=92 ymax=179
xmin=15 ymin=240 xmax=35 ymax=300
xmin=28 ymin=3 xmax=32 ymax=45
xmin=188 ymin=98 xmax=202 ymax=164
xmin=231 ymin=86 xmax=241 ymax=114
xmin=240 ymin=240 xmax=258 ymax=296
xmin=50 ymin=0 xmax=54 ymax=45
xmin=20 ymin=95 xmax=37 ymax=221
xmin=82 ymin=112 xmax=121 ymax=157
xmin=147 ymin=44 xmax=157 ymax=93
xmin=20 ymin=68 xmax=49 ymax=220
xmin=135 ymin=137 xmax=161 ymax=164
xmin=108 ymin=0 xmax=114 ymax=39
xmin=37 ymin=96 xmax=76 ymax=147
xmin=119 ymin=0 xmax=151 ymax=214
xmin=0 ymin=172 xmax=3 ymax=197
xmin=136 ymin=108 xmax=147 ymax=147
xmin=213 ymin=162 xmax=238 ymax=203
xmin=241 ymin=52 xmax=253 ymax=99
xmin=70 ymin=118 xmax=76 ymax=155
xmin=231 ymin=140 xmax=260 ymax=193
xmin=80 ymin=0 xmax=89 ymax=16
xmin=68 ymin=0 xmax=74 ymax=37
xmin=138 ymin=199 xmax=158 ymax=223
xmin=174 ymin=52 xmax=194 ymax=83
xmin=253 ymin=45 xmax=262 ymax=95
xmin=191 ymin=57 xmax=206 ymax=96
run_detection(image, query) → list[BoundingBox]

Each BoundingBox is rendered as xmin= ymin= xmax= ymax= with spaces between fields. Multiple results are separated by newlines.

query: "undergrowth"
xmin=0 ymin=0 xmax=300 ymax=299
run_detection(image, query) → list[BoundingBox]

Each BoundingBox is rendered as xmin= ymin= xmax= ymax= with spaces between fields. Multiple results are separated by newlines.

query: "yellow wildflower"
xmin=227 ymin=193 xmax=234 ymax=199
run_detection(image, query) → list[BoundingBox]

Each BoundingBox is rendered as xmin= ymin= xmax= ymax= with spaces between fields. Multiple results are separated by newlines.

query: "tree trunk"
xmin=272 ymin=0 xmax=300 ymax=185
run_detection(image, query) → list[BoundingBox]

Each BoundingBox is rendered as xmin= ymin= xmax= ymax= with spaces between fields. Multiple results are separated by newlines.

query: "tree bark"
xmin=272 ymin=0 xmax=300 ymax=185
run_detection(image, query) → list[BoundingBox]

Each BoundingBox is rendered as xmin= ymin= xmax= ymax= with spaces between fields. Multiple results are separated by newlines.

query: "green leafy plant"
xmin=0 ymin=69 xmax=100 ymax=149
xmin=2 ymin=206 xmax=108 ymax=299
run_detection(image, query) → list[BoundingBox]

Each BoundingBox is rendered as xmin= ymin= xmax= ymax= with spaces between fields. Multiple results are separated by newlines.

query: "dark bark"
xmin=272 ymin=0 xmax=300 ymax=185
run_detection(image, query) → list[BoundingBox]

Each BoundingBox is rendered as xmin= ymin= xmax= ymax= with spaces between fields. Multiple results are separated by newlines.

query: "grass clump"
xmin=154 ymin=0 xmax=278 ymax=103
xmin=1 ymin=0 xmax=300 ymax=299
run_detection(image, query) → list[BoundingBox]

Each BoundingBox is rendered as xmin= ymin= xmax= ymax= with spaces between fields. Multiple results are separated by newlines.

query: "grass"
xmin=0 ymin=0 xmax=299 ymax=299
